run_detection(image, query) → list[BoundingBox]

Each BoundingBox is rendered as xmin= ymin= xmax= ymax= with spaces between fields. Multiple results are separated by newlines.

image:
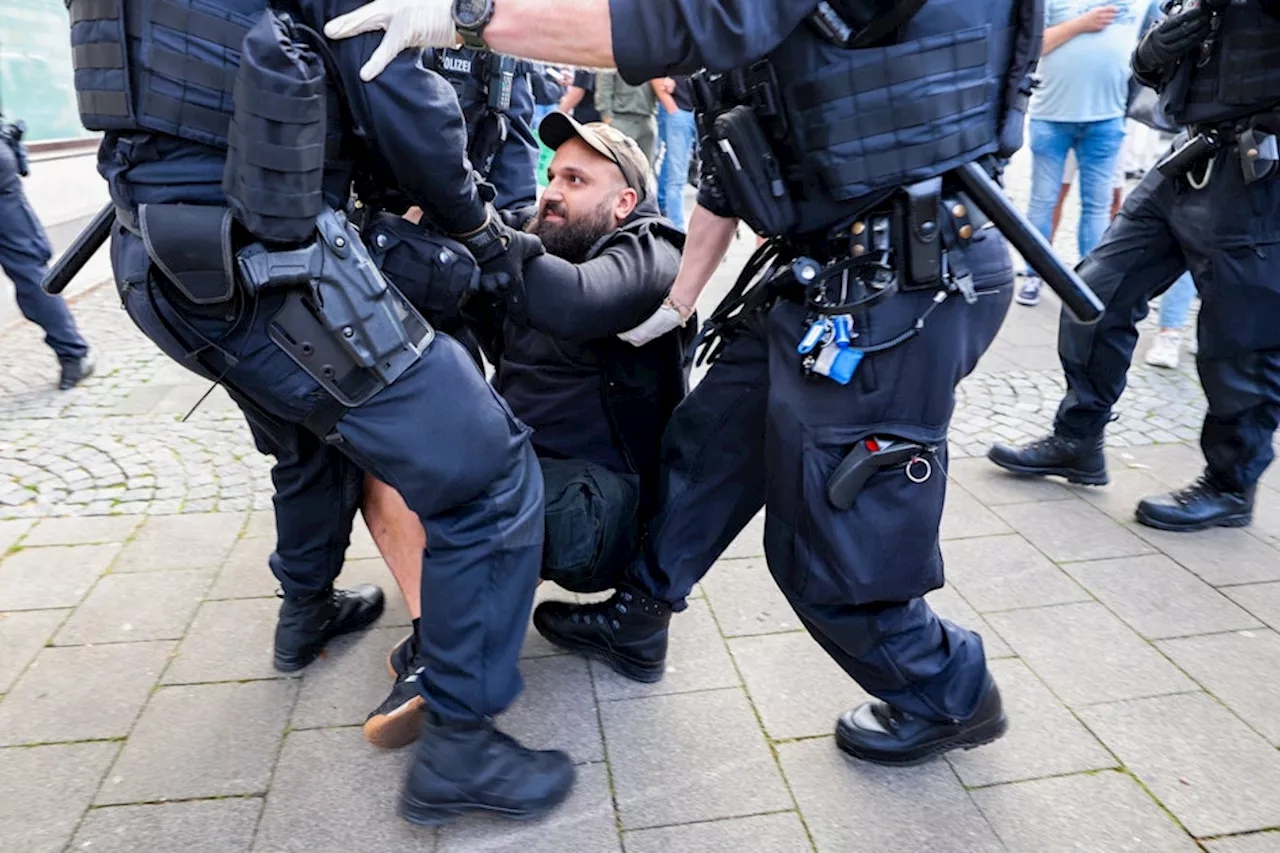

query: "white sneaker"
xmin=1145 ymin=330 xmax=1182 ymax=369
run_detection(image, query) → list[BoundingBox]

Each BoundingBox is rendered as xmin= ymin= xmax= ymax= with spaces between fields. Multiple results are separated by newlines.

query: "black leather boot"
xmin=987 ymin=432 xmax=1108 ymax=485
xmin=273 ymin=584 xmax=385 ymax=672
xmin=58 ymin=354 xmax=95 ymax=390
xmin=1135 ymin=475 xmax=1255 ymax=532
xmin=836 ymin=679 xmax=1007 ymax=766
xmin=399 ymin=712 xmax=575 ymax=826
xmin=533 ymin=587 xmax=670 ymax=683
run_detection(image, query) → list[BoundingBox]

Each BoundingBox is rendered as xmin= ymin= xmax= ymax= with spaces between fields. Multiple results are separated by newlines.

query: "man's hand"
xmin=474 ymin=229 xmax=545 ymax=297
xmin=324 ymin=0 xmax=456 ymax=81
xmin=1077 ymin=5 xmax=1118 ymax=33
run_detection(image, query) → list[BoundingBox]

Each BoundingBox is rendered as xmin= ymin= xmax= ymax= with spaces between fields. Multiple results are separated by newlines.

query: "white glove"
xmin=324 ymin=0 xmax=456 ymax=82
xmin=618 ymin=304 xmax=684 ymax=347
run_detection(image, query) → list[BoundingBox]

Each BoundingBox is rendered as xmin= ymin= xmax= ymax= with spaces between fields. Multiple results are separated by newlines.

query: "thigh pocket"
xmin=541 ymin=460 xmax=606 ymax=584
xmin=792 ymin=424 xmax=948 ymax=607
xmin=1204 ymin=241 xmax=1280 ymax=358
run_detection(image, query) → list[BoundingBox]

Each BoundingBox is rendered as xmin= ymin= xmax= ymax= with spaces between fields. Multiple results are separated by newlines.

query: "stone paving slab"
xmin=162 ymin=597 xmax=291 ymax=685
xmin=97 ymin=680 xmax=297 ymax=805
xmin=941 ymin=534 xmax=1091 ymax=613
xmin=987 ymin=602 xmax=1197 ymax=706
xmin=0 ymin=608 xmax=67 ymax=693
xmin=208 ymin=535 xmax=281 ymax=599
xmin=1078 ymin=692 xmax=1280 ymax=838
xmin=1064 ymin=554 xmax=1262 ymax=640
xmin=600 ymin=687 xmax=791 ymax=830
xmin=500 ymin=653 xmax=603 ymax=764
xmin=623 ymin=812 xmax=812 ymax=853
xmin=252 ymin=728 xmax=425 ymax=853
xmin=971 ymin=770 xmax=1201 ymax=852
xmin=993 ymin=499 xmax=1154 ymax=563
xmin=71 ymin=798 xmax=263 ymax=853
xmin=21 ymin=514 xmax=141 ymax=546
xmin=1130 ymin=526 xmax=1280 ymax=587
xmin=0 ymin=640 xmax=174 ymax=746
xmin=0 ymin=542 xmax=119 ymax=610
xmin=1226 ymin=582 xmax=1280 ymax=632
xmin=700 ymin=556 xmax=802 ymax=637
xmin=731 ymin=630 xmax=870 ymax=741
xmin=113 ymin=513 xmax=246 ymax=572
xmin=946 ymin=658 xmax=1115 ymax=788
xmin=778 ymin=738 xmax=1001 ymax=853
xmin=0 ymin=518 xmax=32 ymax=551
xmin=939 ymin=482 xmax=1013 ymax=540
xmin=0 ymin=741 xmax=120 ymax=853
xmin=54 ymin=568 xmax=214 ymax=645
xmin=290 ymin=626 xmax=407 ymax=731
xmin=1204 ymin=833 xmax=1280 ymax=853
xmin=1158 ymin=629 xmax=1280 ymax=746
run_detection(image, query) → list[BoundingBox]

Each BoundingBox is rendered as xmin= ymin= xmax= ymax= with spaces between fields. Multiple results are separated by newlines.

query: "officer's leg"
xmin=1135 ymin=156 xmax=1280 ymax=531
xmin=767 ymin=234 xmax=1012 ymax=764
xmin=1135 ymin=349 xmax=1280 ymax=531
xmin=0 ymin=149 xmax=92 ymax=386
xmin=988 ymin=168 xmax=1186 ymax=484
xmin=235 ymin=405 xmax=384 ymax=671
xmin=533 ymin=314 xmax=770 ymax=681
xmin=113 ymin=233 xmax=384 ymax=673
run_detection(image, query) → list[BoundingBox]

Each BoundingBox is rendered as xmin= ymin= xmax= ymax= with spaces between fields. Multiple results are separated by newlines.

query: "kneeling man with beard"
xmin=364 ymin=113 xmax=688 ymax=748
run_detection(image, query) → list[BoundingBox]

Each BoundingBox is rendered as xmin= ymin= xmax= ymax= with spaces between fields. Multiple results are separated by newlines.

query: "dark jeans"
xmin=1055 ymin=147 xmax=1280 ymax=492
xmin=0 ymin=142 xmax=88 ymax=360
xmin=541 ymin=456 xmax=640 ymax=593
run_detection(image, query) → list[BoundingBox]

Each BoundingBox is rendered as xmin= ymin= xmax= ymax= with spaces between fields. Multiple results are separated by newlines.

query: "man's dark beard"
xmin=527 ymin=199 xmax=616 ymax=263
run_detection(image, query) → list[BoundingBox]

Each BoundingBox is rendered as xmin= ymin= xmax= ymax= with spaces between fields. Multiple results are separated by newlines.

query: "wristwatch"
xmin=453 ymin=0 xmax=496 ymax=50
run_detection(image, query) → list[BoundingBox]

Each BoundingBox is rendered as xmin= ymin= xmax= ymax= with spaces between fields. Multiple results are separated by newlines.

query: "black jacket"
xmin=488 ymin=199 xmax=689 ymax=513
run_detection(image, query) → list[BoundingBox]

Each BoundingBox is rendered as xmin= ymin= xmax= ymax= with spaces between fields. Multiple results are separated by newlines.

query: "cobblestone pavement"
xmin=4 ymin=160 xmax=1280 ymax=853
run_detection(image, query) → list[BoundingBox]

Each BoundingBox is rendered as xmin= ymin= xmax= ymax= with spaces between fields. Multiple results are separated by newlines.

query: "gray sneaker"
xmin=1015 ymin=276 xmax=1042 ymax=307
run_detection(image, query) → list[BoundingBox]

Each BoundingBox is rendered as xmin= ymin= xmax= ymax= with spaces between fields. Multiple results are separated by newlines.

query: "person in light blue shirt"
xmin=1017 ymin=0 xmax=1161 ymax=307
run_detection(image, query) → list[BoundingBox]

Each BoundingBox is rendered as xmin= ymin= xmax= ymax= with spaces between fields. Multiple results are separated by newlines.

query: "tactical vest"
xmin=1168 ymin=0 xmax=1280 ymax=126
xmin=67 ymin=0 xmax=262 ymax=149
xmin=765 ymin=0 xmax=1015 ymax=208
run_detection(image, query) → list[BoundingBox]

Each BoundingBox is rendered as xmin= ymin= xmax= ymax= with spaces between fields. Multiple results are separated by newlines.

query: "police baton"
xmin=42 ymin=202 xmax=116 ymax=295
xmin=952 ymin=161 xmax=1104 ymax=323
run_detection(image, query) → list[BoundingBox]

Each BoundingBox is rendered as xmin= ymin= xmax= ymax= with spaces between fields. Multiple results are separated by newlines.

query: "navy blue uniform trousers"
xmin=635 ymin=232 xmax=1014 ymax=723
xmin=0 ymin=142 xmax=88 ymax=360
xmin=1054 ymin=148 xmax=1280 ymax=492
xmin=111 ymin=227 xmax=543 ymax=723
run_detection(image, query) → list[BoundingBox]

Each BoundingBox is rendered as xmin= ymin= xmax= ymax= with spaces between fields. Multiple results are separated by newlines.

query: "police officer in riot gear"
xmin=989 ymin=0 xmax=1280 ymax=532
xmin=327 ymin=0 xmax=1046 ymax=765
xmin=0 ymin=115 xmax=95 ymax=389
xmin=427 ymin=46 xmax=538 ymax=210
xmin=66 ymin=0 xmax=572 ymax=825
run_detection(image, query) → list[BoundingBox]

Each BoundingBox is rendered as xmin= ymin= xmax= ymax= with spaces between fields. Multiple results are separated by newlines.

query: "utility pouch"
xmin=897 ymin=177 xmax=943 ymax=290
xmin=222 ymin=9 xmax=328 ymax=245
xmin=138 ymin=203 xmax=238 ymax=305
xmin=364 ymin=212 xmax=480 ymax=321
xmin=707 ymin=106 xmax=798 ymax=238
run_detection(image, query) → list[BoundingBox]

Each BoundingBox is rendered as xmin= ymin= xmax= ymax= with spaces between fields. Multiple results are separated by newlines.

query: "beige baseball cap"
xmin=538 ymin=111 xmax=653 ymax=202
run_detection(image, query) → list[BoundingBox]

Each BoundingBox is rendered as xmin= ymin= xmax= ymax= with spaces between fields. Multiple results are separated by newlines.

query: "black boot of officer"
xmin=987 ymin=432 xmax=1109 ymax=485
xmin=533 ymin=586 xmax=672 ymax=683
xmin=400 ymin=710 xmax=575 ymax=826
xmin=1135 ymin=474 xmax=1256 ymax=532
xmin=836 ymin=678 xmax=1007 ymax=766
xmin=274 ymin=584 xmax=385 ymax=672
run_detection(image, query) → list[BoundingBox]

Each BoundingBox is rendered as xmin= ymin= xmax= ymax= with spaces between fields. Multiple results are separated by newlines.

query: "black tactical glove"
xmin=1132 ymin=5 xmax=1213 ymax=84
xmin=458 ymin=207 xmax=541 ymax=294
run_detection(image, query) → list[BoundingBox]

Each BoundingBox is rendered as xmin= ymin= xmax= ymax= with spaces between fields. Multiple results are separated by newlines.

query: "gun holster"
xmin=138 ymin=204 xmax=239 ymax=306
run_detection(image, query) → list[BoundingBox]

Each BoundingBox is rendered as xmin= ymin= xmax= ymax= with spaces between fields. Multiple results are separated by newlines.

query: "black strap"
xmin=148 ymin=0 xmax=252 ymax=51
xmin=232 ymin=76 xmax=325 ymax=124
xmin=301 ymin=395 xmax=350 ymax=443
xmin=69 ymin=0 xmax=119 ymax=24
xmin=848 ymin=0 xmax=928 ymax=48
xmin=819 ymin=122 xmax=994 ymax=188
xmin=140 ymin=91 xmax=232 ymax=139
xmin=73 ymin=42 xmax=124 ymax=70
xmin=150 ymin=46 xmax=238 ymax=93
xmin=227 ymin=125 xmax=326 ymax=173
xmin=77 ymin=89 xmax=131 ymax=119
